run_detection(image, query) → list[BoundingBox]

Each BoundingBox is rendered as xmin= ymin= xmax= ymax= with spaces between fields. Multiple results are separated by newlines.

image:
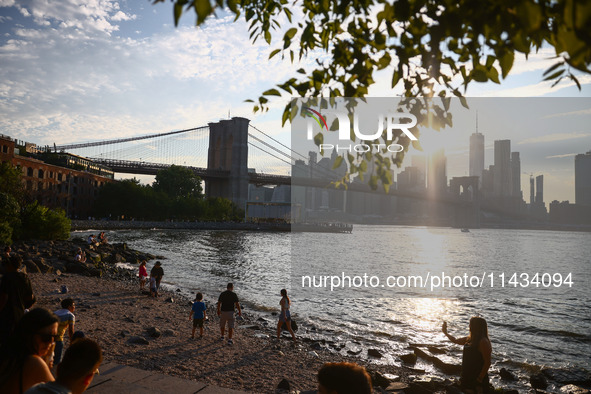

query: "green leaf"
xmin=391 ymin=71 xmax=401 ymax=88
xmin=499 ymin=51 xmax=514 ymax=79
xmin=543 ymin=62 xmax=564 ymax=76
xmin=369 ymin=175 xmax=378 ymax=190
xmin=411 ymin=140 xmax=423 ymax=151
xmin=195 ymin=0 xmax=212 ymax=25
xmin=262 ymin=88 xmax=281 ymax=96
xmin=284 ymin=28 xmax=297 ymax=40
xmin=264 ymin=30 xmax=271 ymax=44
xmin=314 ymin=132 xmax=324 ymax=147
xmin=174 ymin=3 xmax=183 ymax=26
xmin=543 ymin=69 xmax=564 ymax=81
xmin=269 ymin=49 xmax=281 ymax=59
xmin=332 ymin=155 xmax=344 ymax=169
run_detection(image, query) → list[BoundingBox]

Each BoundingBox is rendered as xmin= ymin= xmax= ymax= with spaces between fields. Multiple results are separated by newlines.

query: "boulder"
xmin=127 ymin=336 xmax=149 ymax=345
xmin=276 ymin=378 xmax=290 ymax=391
xmin=368 ymin=348 xmax=383 ymax=358
xmin=33 ymin=257 xmax=53 ymax=273
xmin=163 ymin=329 xmax=176 ymax=337
xmin=500 ymin=367 xmax=517 ymax=381
xmin=530 ymin=373 xmax=549 ymax=390
xmin=559 ymin=384 xmax=590 ymax=394
xmin=147 ymin=327 xmax=161 ymax=338
xmin=400 ymin=352 xmax=418 ymax=364
xmin=23 ymin=259 xmax=41 ymax=273
xmin=370 ymin=371 xmax=392 ymax=388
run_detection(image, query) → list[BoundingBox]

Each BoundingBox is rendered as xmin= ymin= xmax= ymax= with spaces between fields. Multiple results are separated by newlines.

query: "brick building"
xmin=1 ymin=135 xmax=114 ymax=219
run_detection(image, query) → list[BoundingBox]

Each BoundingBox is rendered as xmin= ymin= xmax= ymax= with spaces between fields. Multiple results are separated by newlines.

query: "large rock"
xmin=368 ymin=348 xmax=383 ymax=358
xmin=147 ymin=327 xmax=161 ymax=338
xmin=500 ymin=367 xmax=517 ymax=381
xmin=33 ymin=257 xmax=53 ymax=273
xmin=411 ymin=346 xmax=462 ymax=375
xmin=543 ymin=368 xmax=591 ymax=386
xmin=559 ymin=384 xmax=590 ymax=394
xmin=127 ymin=336 xmax=149 ymax=345
xmin=400 ymin=352 xmax=418 ymax=364
xmin=23 ymin=259 xmax=41 ymax=273
xmin=531 ymin=373 xmax=549 ymax=390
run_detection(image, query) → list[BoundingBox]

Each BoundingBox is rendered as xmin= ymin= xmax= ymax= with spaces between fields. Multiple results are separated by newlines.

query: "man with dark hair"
xmin=25 ymin=338 xmax=102 ymax=394
xmin=150 ymin=261 xmax=164 ymax=294
xmin=0 ymin=254 xmax=36 ymax=343
xmin=217 ymin=283 xmax=241 ymax=345
xmin=54 ymin=298 xmax=76 ymax=365
xmin=317 ymin=362 xmax=373 ymax=394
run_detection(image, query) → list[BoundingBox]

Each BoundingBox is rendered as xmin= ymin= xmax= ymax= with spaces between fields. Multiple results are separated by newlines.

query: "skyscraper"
xmin=535 ymin=175 xmax=544 ymax=205
xmin=575 ymin=151 xmax=591 ymax=206
xmin=511 ymin=152 xmax=521 ymax=198
xmin=411 ymin=155 xmax=426 ymax=189
xmin=530 ymin=175 xmax=534 ymax=205
xmin=493 ymin=140 xmax=512 ymax=197
xmin=428 ymin=149 xmax=447 ymax=193
xmin=469 ymin=132 xmax=484 ymax=182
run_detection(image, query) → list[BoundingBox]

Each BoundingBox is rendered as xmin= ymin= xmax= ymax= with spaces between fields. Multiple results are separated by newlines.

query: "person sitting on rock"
xmin=25 ymin=338 xmax=102 ymax=394
xmin=98 ymin=232 xmax=108 ymax=245
xmin=86 ymin=235 xmax=98 ymax=250
xmin=74 ymin=249 xmax=86 ymax=263
xmin=317 ymin=362 xmax=372 ymax=394
xmin=442 ymin=317 xmax=492 ymax=393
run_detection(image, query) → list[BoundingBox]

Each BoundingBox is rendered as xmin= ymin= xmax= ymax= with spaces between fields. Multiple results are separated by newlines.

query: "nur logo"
xmin=303 ymin=107 xmax=328 ymax=131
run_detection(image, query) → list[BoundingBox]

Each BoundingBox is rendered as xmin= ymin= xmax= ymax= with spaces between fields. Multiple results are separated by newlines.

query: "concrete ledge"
xmin=86 ymin=362 xmax=246 ymax=394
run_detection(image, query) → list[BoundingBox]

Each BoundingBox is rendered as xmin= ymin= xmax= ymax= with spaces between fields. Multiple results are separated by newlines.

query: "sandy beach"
xmin=29 ymin=272 xmax=409 ymax=393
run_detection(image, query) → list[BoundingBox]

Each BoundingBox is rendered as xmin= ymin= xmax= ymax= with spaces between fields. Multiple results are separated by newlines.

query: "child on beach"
xmin=54 ymin=298 xmax=76 ymax=365
xmin=138 ymin=260 xmax=148 ymax=291
xmin=149 ymin=276 xmax=158 ymax=297
xmin=189 ymin=293 xmax=207 ymax=339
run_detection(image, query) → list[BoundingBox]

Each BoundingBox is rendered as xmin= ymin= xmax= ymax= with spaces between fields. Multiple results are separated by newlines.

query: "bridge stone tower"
xmin=449 ymin=176 xmax=481 ymax=228
xmin=206 ymin=117 xmax=250 ymax=209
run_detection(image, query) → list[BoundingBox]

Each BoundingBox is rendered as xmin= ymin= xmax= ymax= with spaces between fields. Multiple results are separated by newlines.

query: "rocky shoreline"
xmin=11 ymin=239 xmax=591 ymax=393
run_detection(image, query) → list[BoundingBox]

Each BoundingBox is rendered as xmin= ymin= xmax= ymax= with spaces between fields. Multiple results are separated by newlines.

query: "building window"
xmin=58 ymin=173 xmax=62 ymax=181
xmin=2 ymin=145 xmax=7 ymax=153
xmin=27 ymin=167 xmax=33 ymax=177
xmin=38 ymin=169 xmax=44 ymax=179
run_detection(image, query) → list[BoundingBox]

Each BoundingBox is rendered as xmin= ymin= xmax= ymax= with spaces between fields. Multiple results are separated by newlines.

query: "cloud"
xmin=517 ymin=132 xmax=591 ymax=145
xmin=545 ymin=153 xmax=578 ymax=159
xmin=543 ymin=108 xmax=591 ymax=119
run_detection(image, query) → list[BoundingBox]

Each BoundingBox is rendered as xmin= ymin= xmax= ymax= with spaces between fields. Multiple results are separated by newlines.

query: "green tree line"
xmin=92 ymin=165 xmax=244 ymax=221
xmin=0 ymin=162 xmax=70 ymax=244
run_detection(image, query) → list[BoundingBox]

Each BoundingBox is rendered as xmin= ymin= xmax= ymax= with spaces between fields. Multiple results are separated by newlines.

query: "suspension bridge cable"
xmin=54 ymin=125 xmax=209 ymax=151
xmin=249 ymin=124 xmax=308 ymax=161
xmin=247 ymin=142 xmax=292 ymax=167
xmin=249 ymin=124 xmax=340 ymax=180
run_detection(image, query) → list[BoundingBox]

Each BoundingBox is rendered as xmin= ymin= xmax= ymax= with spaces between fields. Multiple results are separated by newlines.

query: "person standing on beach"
xmin=442 ymin=317 xmax=492 ymax=393
xmin=189 ymin=292 xmax=207 ymax=339
xmin=138 ymin=260 xmax=148 ymax=291
xmin=217 ymin=283 xmax=242 ymax=345
xmin=53 ymin=298 xmax=76 ymax=366
xmin=277 ymin=289 xmax=296 ymax=342
xmin=150 ymin=261 xmax=164 ymax=294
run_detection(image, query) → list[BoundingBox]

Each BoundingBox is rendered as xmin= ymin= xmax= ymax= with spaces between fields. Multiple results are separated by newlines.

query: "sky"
xmin=1 ymin=0 xmax=590 ymax=205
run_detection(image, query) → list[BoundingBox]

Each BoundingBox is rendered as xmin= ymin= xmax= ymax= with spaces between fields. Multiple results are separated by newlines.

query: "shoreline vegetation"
xmin=11 ymin=238 xmax=591 ymax=393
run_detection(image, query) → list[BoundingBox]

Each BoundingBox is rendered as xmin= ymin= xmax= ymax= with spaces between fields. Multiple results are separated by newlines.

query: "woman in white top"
xmin=276 ymin=289 xmax=296 ymax=342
